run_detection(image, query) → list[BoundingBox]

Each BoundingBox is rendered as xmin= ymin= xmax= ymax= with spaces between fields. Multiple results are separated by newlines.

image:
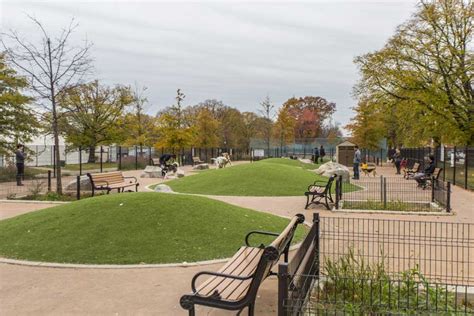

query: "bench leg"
xmin=188 ymin=306 xmax=195 ymax=316
xmin=248 ymin=303 xmax=254 ymax=316
xmin=107 ymin=189 xmax=111 ymax=195
xmin=305 ymin=195 xmax=310 ymax=209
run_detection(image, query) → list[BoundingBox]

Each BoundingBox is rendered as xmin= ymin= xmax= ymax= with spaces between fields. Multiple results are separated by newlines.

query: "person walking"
xmin=15 ymin=144 xmax=25 ymax=186
xmin=319 ymin=145 xmax=326 ymax=163
xmin=352 ymin=145 xmax=361 ymax=180
xmin=313 ymin=147 xmax=320 ymax=164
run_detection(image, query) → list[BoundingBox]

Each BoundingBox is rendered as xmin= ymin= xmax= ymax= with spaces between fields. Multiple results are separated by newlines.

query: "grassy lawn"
xmin=166 ymin=158 xmax=355 ymax=196
xmin=0 ymin=192 xmax=306 ymax=264
xmin=260 ymin=157 xmax=321 ymax=170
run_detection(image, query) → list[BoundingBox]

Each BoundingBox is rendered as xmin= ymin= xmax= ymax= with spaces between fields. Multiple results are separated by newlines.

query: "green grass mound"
xmin=0 ymin=192 xmax=306 ymax=264
xmin=259 ymin=158 xmax=320 ymax=170
xmin=167 ymin=158 xmax=353 ymax=196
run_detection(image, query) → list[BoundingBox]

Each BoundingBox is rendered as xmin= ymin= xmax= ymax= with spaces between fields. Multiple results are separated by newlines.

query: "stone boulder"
xmin=154 ymin=184 xmax=174 ymax=193
xmin=298 ymin=158 xmax=313 ymax=164
xmin=65 ymin=175 xmax=92 ymax=191
xmin=315 ymin=162 xmax=350 ymax=181
xmin=141 ymin=165 xmax=162 ymax=178
xmin=177 ymin=169 xmax=185 ymax=178
xmin=193 ymin=163 xmax=209 ymax=170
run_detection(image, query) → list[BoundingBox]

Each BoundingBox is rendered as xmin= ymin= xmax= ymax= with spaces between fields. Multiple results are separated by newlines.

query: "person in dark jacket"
xmin=16 ymin=144 xmax=25 ymax=186
xmin=159 ymin=153 xmax=177 ymax=176
xmin=319 ymin=145 xmax=326 ymax=163
xmin=393 ymin=148 xmax=402 ymax=174
xmin=414 ymin=155 xmax=436 ymax=185
xmin=313 ymin=147 xmax=320 ymax=164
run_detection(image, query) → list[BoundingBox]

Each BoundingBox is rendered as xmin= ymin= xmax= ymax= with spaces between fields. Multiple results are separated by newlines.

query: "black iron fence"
xmin=278 ymin=214 xmax=474 ymax=315
xmin=400 ymin=146 xmax=474 ymax=190
xmin=335 ymin=176 xmax=451 ymax=213
xmin=0 ymin=144 xmax=251 ymax=199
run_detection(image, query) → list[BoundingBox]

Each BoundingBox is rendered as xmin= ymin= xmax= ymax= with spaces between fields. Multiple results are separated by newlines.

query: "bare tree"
xmin=2 ymin=17 xmax=92 ymax=194
xmin=259 ymin=95 xmax=274 ymax=156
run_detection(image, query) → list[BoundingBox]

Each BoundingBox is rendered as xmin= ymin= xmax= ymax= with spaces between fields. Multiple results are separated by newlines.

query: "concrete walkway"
xmin=1 ymin=162 xmax=473 ymax=315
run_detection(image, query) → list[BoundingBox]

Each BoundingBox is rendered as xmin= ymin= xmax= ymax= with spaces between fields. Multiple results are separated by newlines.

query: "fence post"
xmin=447 ymin=181 xmax=451 ymax=213
xmin=79 ymin=146 xmax=82 ymax=176
xmin=431 ymin=176 xmax=435 ymax=202
xmin=118 ymin=146 xmax=122 ymax=170
xmin=47 ymin=170 xmax=51 ymax=192
xmin=383 ymin=177 xmax=387 ymax=209
xmin=380 ymin=148 xmax=383 ymax=166
xmin=278 ymin=263 xmax=289 ymax=316
xmin=148 ymin=146 xmax=152 ymax=166
xmin=453 ymin=146 xmax=457 ymax=185
xmin=100 ymin=146 xmax=103 ymax=173
xmin=380 ymin=175 xmax=384 ymax=203
xmin=314 ymin=212 xmax=320 ymax=277
xmin=36 ymin=145 xmax=38 ymax=167
xmin=76 ymin=175 xmax=81 ymax=200
xmin=443 ymin=146 xmax=446 ymax=181
xmin=335 ymin=177 xmax=340 ymax=209
xmin=464 ymin=146 xmax=468 ymax=189
xmin=135 ymin=146 xmax=138 ymax=170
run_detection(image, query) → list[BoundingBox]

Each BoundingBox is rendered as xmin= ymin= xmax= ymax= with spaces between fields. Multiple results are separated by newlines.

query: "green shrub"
xmin=309 ymin=248 xmax=473 ymax=314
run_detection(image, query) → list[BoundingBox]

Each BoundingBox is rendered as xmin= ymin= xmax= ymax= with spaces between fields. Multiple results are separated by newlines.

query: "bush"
xmin=119 ymin=156 xmax=149 ymax=170
xmin=309 ymin=249 xmax=473 ymax=314
xmin=0 ymin=165 xmax=47 ymax=183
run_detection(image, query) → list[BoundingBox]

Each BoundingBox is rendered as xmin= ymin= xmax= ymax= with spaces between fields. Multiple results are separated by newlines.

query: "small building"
xmin=336 ymin=141 xmax=356 ymax=167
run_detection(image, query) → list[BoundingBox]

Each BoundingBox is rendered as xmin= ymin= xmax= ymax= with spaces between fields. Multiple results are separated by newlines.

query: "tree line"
xmin=347 ymin=0 xmax=473 ymax=149
xmin=1 ymin=17 xmax=340 ymax=193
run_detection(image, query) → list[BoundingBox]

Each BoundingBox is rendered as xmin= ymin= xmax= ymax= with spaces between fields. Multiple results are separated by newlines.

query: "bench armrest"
xmin=191 ymin=271 xmax=254 ymax=293
xmin=123 ymin=176 xmax=138 ymax=183
xmin=245 ymin=231 xmax=280 ymax=247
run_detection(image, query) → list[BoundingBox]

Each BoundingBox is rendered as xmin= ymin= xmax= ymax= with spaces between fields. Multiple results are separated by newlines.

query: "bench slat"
xmin=213 ymin=248 xmax=264 ymax=301
xmin=197 ymin=247 xmax=262 ymax=300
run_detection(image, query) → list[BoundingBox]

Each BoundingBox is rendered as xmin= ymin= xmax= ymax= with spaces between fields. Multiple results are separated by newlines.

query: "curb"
xmin=0 ymin=199 xmax=70 ymax=205
xmin=0 ymin=243 xmax=304 ymax=269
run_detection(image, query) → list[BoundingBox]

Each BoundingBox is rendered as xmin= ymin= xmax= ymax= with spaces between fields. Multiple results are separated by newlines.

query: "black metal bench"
xmin=304 ymin=175 xmax=336 ymax=210
xmin=180 ymin=214 xmax=305 ymax=316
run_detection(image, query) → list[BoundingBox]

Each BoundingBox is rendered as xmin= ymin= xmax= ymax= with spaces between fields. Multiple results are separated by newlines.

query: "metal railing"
xmin=335 ymin=176 xmax=451 ymax=213
xmin=278 ymin=214 xmax=474 ymax=315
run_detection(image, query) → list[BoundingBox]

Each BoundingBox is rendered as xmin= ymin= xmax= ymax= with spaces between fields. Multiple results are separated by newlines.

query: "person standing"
xmin=353 ymin=145 xmax=361 ymax=180
xmin=313 ymin=147 xmax=320 ymax=164
xmin=393 ymin=148 xmax=402 ymax=174
xmin=319 ymin=145 xmax=326 ymax=163
xmin=15 ymin=144 xmax=25 ymax=186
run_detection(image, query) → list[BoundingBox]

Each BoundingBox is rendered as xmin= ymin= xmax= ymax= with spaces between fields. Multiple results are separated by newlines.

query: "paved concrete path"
xmin=1 ymin=162 xmax=473 ymax=315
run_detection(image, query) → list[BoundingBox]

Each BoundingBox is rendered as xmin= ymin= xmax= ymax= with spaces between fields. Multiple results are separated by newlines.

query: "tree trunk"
xmin=88 ymin=146 xmax=96 ymax=163
xmin=47 ymin=38 xmax=62 ymax=195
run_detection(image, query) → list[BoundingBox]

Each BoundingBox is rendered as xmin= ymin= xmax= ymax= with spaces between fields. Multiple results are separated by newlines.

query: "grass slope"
xmin=260 ymin=158 xmax=320 ymax=170
xmin=0 ymin=192 xmax=305 ymax=264
xmin=167 ymin=158 xmax=350 ymax=196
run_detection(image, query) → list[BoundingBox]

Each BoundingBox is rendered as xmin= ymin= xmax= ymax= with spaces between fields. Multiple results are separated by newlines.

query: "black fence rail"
xmin=335 ymin=176 xmax=451 ymax=213
xmin=278 ymin=214 xmax=474 ymax=315
xmin=0 ymin=144 xmax=251 ymax=178
xmin=400 ymin=146 xmax=474 ymax=191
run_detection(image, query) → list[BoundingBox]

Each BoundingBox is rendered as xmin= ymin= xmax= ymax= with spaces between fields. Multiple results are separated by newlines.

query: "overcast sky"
xmin=1 ymin=0 xmax=417 ymax=134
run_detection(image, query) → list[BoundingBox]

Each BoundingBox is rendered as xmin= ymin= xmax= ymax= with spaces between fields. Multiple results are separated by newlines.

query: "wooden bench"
xmin=180 ymin=214 xmax=305 ymax=316
xmin=87 ymin=171 xmax=139 ymax=196
xmin=304 ymin=175 xmax=336 ymax=210
xmin=192 ymin=156 xmax=205 ymax=165
xmin=404 ymin=162 xmax=420 ymax=179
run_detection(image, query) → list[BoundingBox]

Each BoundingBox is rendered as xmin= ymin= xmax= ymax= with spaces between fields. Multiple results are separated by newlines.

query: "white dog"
xmin=211 ymin=156 xmax=230 ymax=169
